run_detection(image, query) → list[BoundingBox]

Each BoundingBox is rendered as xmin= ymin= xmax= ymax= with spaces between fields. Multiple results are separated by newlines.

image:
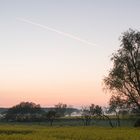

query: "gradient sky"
xmin=0 ymin=0 xmax=140 ymax=107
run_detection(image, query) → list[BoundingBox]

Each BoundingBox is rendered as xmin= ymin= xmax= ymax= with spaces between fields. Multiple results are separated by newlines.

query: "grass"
xmin=0 ymin=124 xmax=140 ymax=140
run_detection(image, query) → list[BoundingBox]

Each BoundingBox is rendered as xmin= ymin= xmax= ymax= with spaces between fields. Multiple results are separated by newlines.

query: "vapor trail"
xmin=17 ymin=18 xmax=96 ymax=46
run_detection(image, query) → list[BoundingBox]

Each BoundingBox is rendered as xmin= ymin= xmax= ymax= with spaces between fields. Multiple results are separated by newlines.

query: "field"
xmin=0 ymin=124 xmax=140 ymax=140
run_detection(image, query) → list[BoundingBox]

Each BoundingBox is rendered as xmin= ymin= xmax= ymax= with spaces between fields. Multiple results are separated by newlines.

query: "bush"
xmin=134 ymin=119 xmax=140 ymax=127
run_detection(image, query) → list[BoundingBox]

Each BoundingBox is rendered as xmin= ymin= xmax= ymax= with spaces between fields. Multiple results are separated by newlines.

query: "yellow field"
xmin=0 ymin=125 xmax=140 ymax=140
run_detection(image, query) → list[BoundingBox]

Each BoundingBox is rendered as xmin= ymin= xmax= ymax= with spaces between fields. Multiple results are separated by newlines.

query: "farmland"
xmin=0 ymin=124 xmax=140 ymax=140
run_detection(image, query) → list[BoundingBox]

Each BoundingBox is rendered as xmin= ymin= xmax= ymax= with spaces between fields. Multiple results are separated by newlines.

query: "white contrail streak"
xmin=17 ymin=18 xmax=96 ymax=46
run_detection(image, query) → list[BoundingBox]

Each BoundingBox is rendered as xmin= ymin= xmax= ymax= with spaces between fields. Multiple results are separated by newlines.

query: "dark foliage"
xmin=5 ymin=102 xmax=44 ymax=121
xmin=134 ymin=119 xmax=140 ymax=127
xmin=44 ymin=110 xmax=56 ymax=126
xmin=54 ymin=103 xmax=67 ymax=117
xmin=81 ymin=104 xmax=104 ymax=126
xmin=104 ymin=29 xmax=140 ymax=111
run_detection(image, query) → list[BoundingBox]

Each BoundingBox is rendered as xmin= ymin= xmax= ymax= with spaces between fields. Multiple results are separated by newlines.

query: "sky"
xmin=0 ymin=0 xmax=140 ymax=108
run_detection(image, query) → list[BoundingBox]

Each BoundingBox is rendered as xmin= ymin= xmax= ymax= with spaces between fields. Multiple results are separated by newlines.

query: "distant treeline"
xmin=0 ymin=102 xmax=81 ymax=126
xmin=1 ymin=101 xmax=140 ymax=127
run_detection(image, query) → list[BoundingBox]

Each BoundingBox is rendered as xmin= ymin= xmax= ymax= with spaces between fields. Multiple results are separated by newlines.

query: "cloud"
xmin=17 ymin=18 xmax=96 ymax=46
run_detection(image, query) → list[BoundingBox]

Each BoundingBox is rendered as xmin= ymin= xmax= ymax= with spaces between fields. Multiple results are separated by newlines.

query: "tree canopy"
xmin=5 ymin=102 xmax=43 ymax=121
xmin=104 ymin=29 xmax=140 ymax=111
xmin=54 ymin=103 xmax=67 ymax=117
xmin=7 ymin=102 xmax=42 ymax=114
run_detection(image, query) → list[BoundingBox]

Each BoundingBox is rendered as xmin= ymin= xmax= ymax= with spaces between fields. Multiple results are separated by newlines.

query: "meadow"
xmin=0 ymin=124 xmax=140 ymax=140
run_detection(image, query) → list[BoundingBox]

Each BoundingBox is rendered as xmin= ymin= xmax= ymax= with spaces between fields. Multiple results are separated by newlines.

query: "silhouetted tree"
xmin=5 ymin=102 xmax=44 ymax=121
xmin=45 ymin=110 xmax=56 ymax=126
xmin=81 ymin=104 xmax=104 ymax=126
xmin=108 ymin=95 xmax=127 ymax=126
xmin=54 ymin=103 xmax=67 ymax=117
xmin=81 ymin=106 xmax=92 ymax=126
xmin=104 ymin=29 xmax=140 ymax=112
xmin=90 ymin=104 xmax=102 ymax=116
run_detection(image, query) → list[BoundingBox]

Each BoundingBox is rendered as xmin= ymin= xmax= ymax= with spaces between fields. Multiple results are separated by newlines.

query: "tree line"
xmin=0 ymin=100 xmax=138 ymax=127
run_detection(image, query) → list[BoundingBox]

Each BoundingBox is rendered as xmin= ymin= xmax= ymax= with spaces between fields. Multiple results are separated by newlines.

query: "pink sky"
xmin=0 ymin=71 xmax=110 ymax=107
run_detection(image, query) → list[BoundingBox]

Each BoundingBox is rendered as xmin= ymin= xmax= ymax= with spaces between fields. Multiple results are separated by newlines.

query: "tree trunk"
xmin=103 ymin=115 xmax=114 ymax=128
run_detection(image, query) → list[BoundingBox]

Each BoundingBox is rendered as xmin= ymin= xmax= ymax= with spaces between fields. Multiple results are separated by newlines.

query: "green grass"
xmin=0 ymin=124 xmax=140 ymax=140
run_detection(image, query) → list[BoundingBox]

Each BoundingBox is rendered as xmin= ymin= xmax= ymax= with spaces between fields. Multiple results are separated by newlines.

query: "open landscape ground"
xmin=0 ymin=124 xmax=140 ymax=140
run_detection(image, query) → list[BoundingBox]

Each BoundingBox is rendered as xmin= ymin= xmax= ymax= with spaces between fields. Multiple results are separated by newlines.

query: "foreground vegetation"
xmin=0 ymin=124 xmax=140 ymax=140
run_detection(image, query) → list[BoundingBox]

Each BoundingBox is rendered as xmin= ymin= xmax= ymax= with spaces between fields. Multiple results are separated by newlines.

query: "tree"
xmin=104 ymin=29 xmax=140 ymax=112
xmin=81 ymin=104 xmax=103 ymax=126
xmin=45 ymin=110 xmax=56 ymax=126
xmin=90 ymin=104 xmax=102 ymax=116
xmin=81 ymin=106 xmax=92 ymax=126
xmin=90 ymin=104 xmax=114 ymax=127
xmin=108 ymin=95 xmax=127 ymax=126
xmin=5 ymin=102 xmax=43 ymax=121
xmin=54 ymin=103 xmax=67 ymax=117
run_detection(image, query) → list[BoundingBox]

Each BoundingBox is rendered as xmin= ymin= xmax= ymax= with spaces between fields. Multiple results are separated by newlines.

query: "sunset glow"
xmin=0 ymin=0 xmax=140 ymax=107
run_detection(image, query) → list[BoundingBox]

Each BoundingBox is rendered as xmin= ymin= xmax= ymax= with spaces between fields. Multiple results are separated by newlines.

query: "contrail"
xmin=17 ymin=18 xmax=96 ymax=46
